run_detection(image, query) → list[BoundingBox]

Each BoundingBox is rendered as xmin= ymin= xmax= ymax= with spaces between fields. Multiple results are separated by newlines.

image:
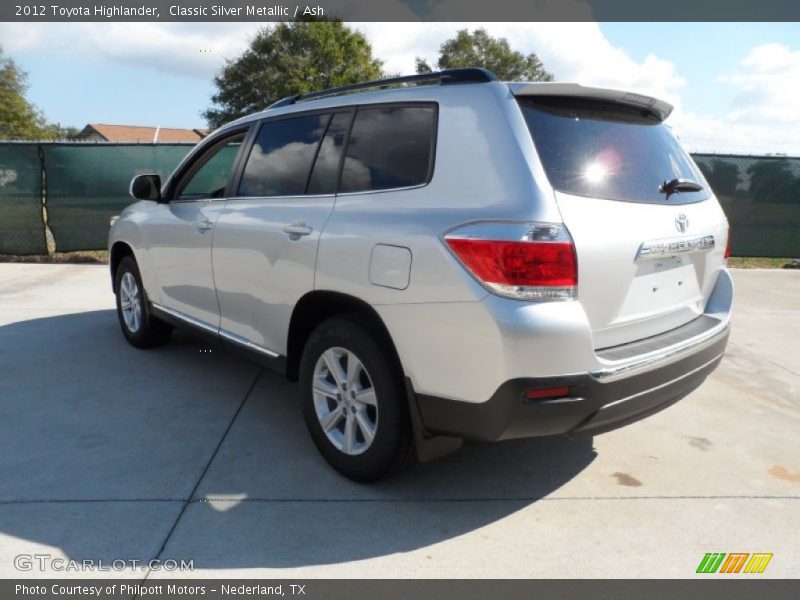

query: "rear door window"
xmin=518 ymin=96 xmax=709 ymax=204
xmin=238 ymin=114 xmax=330 ymax=197
xmin=340 ymin=105 xmax=436 ymax=193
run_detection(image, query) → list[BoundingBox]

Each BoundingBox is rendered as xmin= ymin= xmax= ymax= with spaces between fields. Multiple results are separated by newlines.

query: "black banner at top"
xmin=3 ymin=0 xmax=800 ymax=22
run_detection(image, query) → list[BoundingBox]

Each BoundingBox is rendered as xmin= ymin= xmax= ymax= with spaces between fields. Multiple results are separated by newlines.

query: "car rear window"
xmin=339 ymin=105 xmax=436 ymax=193
xmin=518 ymin=96 xmax=709 ymax=204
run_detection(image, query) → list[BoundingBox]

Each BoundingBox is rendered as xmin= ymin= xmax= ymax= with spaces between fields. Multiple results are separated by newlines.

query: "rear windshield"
xmin=518 ymin=96 xmax=709 ymax=204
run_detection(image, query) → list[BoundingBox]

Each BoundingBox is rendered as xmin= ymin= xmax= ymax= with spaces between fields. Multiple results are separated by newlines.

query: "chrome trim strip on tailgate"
xmin=590 ymin=320 xmax=729 ymax=382
xmin=151 ymin=302 xmax=279 ymax=358
xmin=635 ymin=235 xmax=715 ymax=262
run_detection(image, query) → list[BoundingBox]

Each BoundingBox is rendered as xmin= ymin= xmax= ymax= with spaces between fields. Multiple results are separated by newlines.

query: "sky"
xmin=1 ymin=21 xmax=799 ymax=155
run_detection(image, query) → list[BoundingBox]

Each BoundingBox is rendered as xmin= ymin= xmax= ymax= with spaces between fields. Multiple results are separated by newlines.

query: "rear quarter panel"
xmin=314 ymin=83 xmax=560 ymax=306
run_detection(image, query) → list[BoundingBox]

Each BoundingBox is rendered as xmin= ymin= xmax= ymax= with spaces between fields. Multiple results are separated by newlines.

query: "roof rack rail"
xmin=267 ymin=68 xmax=499 ymax=109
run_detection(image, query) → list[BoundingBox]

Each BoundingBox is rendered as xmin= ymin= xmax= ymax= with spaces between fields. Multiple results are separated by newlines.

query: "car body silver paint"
xmin=109 ymin=78 xmax=731 ymax=406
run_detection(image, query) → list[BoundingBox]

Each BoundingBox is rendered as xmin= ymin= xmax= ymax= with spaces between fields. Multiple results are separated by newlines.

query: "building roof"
xmin=77 ymin=124 xmax=208 ymax=143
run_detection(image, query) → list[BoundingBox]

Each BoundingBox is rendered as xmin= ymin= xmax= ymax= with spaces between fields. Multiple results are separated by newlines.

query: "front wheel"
xmin=299 ymin=316 xmax=415 ymax=482
xmin=115 ymin=255 xmax=172 ymax=348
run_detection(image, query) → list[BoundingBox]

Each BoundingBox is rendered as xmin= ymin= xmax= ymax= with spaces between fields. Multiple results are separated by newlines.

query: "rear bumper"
xmin=415 ymin=323 xmax=729 ymax=441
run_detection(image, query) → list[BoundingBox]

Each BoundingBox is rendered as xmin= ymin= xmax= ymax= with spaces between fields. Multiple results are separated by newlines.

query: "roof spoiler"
xmin=508 ymin=82 xmax=673 ymax=120
xmin=268 ymin=68 xmax=499 ymax=109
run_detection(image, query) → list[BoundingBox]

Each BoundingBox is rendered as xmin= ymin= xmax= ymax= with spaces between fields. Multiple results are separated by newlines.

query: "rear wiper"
xmin=659 ymin=178 xmax=704 ymax=198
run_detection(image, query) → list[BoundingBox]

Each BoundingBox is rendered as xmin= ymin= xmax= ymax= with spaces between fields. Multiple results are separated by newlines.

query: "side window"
xmin=175 ymin=132 xmax=246 ymax=200
xmin=307 ymin=112 xmax=351 ymax=195
xmin=340 ymin=105 xmax=436 ymax=193
xmin=238 ymin=114 xmax=330 ymax=197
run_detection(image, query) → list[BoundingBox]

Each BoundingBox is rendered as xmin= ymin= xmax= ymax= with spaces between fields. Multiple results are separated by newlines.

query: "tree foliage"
xmin=747 ymin=158 xmax=800 ymax=204
xmin=0 ymin=46 xmax=55 ymax=140
xmin=698 ymin=158 xmax=742 ymax=199
xmin=204 ymin=20 xmax=384 ymax=129
xmin=416 ymin=28 xmax=553 ymax=82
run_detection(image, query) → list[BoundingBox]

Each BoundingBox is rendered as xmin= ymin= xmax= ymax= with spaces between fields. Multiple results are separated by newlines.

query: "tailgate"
xmin=515 ymin=90 xmax=729 ymax=348
xmin=556 ymin=190 xmax=728 ymax=348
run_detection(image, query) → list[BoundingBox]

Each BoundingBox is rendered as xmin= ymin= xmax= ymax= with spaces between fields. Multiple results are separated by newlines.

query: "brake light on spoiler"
xmin=444 ymin=222 xmax=577 ymax=301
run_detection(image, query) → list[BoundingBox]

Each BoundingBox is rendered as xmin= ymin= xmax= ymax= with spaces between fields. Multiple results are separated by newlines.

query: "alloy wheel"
xmin=312 ymin=347 xmax=379 ymax=455
xmin=119 ymin=271 xmax=143 ymax=333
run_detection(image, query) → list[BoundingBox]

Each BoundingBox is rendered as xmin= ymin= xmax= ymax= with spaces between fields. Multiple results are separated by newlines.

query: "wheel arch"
xmin=109 ymin=241 xmax=135 ymax=293
xmin=286 ymin=290 xmax=404 ymax=383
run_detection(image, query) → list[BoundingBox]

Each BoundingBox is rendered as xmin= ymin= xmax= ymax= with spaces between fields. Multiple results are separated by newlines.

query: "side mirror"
xmin=130 ymin=174 xmax=162 ymax=201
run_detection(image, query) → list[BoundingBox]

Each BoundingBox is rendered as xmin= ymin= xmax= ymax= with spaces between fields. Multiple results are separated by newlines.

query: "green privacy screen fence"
xmin=0 ymin=144 xmax=45 ymax=254
xmin=0 ymin=142 xmax=798 ymax=257
xmin=691 ymin=155 xmax=800 ymax=258
xmin=0 ymin=142 xmax=193 ymax=254
xmin=43 ymin=144 xmax=193 ymax=252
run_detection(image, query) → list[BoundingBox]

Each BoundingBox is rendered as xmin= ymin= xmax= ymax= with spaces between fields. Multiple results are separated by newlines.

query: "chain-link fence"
xmin=0 ymin=143 xmax=798 ymax=257
xmin=692 ymin=154 xmax=800 ymax=258
xmin=0 ymin=144 xmax=46 ymax=254
xmin=42 ymin=144 xmax=192 ymax=252
xmin=0 ymin=142 xmax=193 ymax=254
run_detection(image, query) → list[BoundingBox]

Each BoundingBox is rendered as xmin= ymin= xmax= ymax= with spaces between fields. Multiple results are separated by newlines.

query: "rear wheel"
xmin=299 ymin=316 xmax=414 ymax=482
xmin=115 ymin=255 xmax=171 ymax=348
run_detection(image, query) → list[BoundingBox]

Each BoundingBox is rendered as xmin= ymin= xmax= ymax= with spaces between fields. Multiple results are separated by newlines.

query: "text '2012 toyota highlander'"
xmin=109 ymin=68 xmax=732 ymax=481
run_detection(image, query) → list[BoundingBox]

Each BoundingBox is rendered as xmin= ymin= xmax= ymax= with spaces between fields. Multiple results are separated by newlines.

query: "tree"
xmin=204 ymin=20 xmax=383 ymax=128
xmin=416 ymin=28 xmax=553 ymax=82
xmin=696 ymin=158 xmax=743 ymax=199
xmin=747 ymin=158 xmax=800 ymax=204
xmin=0 ymin=46 xmax=52 ymax=140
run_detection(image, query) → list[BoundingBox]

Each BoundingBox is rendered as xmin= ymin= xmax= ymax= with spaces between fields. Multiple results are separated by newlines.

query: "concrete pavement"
xmin=0 ymin=264 xmax=797 ymax=578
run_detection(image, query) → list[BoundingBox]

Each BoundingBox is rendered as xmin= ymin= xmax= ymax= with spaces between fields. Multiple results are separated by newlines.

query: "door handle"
xmin=282 ymin=223 xmax=313 ymax=239
xmin=196 ymin=220 xmax=213 ymax=233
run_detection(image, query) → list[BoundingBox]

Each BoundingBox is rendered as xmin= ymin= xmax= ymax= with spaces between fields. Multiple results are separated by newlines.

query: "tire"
xmin=299 ymin=315 xmax=415 ymax=482
xmin=114 ymin=255 xmax=172 ymax=349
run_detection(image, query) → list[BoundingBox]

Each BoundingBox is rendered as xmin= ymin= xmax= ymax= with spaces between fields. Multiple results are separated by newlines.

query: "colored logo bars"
xmin=697 ymin=553 xmax=773 ymax=574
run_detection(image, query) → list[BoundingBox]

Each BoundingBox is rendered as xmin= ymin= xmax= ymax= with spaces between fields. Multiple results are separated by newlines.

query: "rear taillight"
xmin=724 ymin=227 xmax=731 ymax=260
xmin=444 ymin=222 xmax=577 ymax=301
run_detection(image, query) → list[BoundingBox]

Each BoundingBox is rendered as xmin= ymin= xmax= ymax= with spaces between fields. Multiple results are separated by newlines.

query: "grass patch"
xmin=0 ymin=250 xmax=108 ymax=264
xmin=728 ymin=257 xmax=797 ymax=269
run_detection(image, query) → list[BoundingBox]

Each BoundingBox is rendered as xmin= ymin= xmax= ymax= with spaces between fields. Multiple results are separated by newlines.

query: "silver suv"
xmin=110 ymin=68 xmax=732 ymax=481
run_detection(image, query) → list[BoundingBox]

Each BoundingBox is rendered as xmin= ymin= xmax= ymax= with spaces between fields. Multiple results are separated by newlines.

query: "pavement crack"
xmin=136 ymin=368 xmax=262 ymax=592
xmin=728 ymin=341 xmax=800 ymax=378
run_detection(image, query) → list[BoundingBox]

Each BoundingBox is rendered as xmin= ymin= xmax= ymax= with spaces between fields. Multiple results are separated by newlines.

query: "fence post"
xmin=37 ymin=143 xmax=53 ymax=256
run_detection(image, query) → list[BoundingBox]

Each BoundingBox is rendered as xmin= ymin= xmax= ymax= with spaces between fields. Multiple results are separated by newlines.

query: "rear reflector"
xmin=724 ymin=227 xmax=731 ymax=260
xmin=525 ymin=386 xmax=570 ymax=400
xmin=444 ymin=222 xmax=577 ymax=301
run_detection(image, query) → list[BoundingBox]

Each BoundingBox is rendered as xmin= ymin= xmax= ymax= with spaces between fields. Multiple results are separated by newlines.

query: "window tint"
xmin=518 ymin=97 xmax=708 ymax=204
xmin=340 ymin=105 xmax=435 ymax=193
xmin=307 ymin=112 xmax=351 ymax=195
xmin=238 ymin=114 xmax=330 ymax=197
xmin=176 ymin=133 xmax=245 ymax=200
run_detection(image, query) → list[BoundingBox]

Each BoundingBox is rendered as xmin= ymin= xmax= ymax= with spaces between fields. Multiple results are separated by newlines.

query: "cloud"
xmin=671 ymin=43 xmax=800 ymax=154
xmin=357 ymin=22 xmax=685 ymax=106
xmin=0 ymin=22 xmax=260 ymax=79
xmin=2 ymin=21 xmax=799 ymax=154
xmin=2 ymin=21 xmax=684 ymax=99
xmin=722 ymin=43 xmax=800 ymax=127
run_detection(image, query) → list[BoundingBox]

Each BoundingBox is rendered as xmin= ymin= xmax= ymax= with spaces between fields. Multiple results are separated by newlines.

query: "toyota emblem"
xmin=675 ymin=213 xmax=689 ymax=233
